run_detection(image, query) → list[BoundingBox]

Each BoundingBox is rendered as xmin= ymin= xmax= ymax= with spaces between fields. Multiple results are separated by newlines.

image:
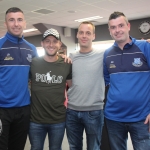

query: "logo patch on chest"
xmin=109 ymin=61 xmax=116 ymax=68
xmin=4 ymin=53 xmax=14 ymax=60
xmin=27 ymin=54 xmax=32 ymax=62
xmin=132 ymin=58 xmax=143 ymax=67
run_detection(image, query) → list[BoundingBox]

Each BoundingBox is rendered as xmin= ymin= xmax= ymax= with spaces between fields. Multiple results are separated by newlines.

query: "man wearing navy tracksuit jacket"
xmin=104 ymin=12 xmax=150 ymax=150
xmin=0 ymin=7 xmax=37 ymax=150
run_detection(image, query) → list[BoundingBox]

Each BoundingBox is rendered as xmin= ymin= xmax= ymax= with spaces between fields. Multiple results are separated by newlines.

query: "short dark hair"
xmin=6 ymin=7 xmax=23 ymax=15
xmin=78 ymin=21 xmax=95 ymax=33
xmin=109 ymin=11 xmax=128 ymax=23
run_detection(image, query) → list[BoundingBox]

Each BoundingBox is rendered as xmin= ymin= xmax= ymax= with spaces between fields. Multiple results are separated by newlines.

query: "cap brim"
xmin=42 ymin=34 xmax=60 ymax=41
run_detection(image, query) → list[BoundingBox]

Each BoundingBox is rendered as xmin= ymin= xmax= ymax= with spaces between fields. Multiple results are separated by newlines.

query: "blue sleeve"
xmin=24 ymin=40 xmax=38 ymax=58
xmin=103 ymin=50 xmax=110 ymax=86
xmin=143 ymin=42 xmax=150 ymax=68
xmin=0 ymin=36 xmax=7 ymax=49
xmin=30 ymin=44 xmax=38 ymax=58
xmin=136 ymin=40 xmax=150 ymax=68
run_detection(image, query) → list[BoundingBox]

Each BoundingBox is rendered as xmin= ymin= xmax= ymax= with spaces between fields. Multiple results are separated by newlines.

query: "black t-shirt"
xmin=30 ymin=56 xmax=72 ymax=124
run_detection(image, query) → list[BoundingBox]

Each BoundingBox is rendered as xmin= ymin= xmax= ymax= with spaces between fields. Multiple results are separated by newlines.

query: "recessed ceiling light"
xmin=75 ymin=16 xmax=103 ymax=22
xmin=33 ymin=9 xmax=55 ymax=14
xmin=23 ymin=28 xmax=38 ymax=33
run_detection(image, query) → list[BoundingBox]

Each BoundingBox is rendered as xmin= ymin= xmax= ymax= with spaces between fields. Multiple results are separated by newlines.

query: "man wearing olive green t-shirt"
xmin=29 ymin=28 xmax=72 ymax=150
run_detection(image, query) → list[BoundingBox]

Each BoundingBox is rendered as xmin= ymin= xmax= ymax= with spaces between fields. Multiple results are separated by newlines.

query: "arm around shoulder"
xmin=66 ymin=80 xmax=72 ymax=87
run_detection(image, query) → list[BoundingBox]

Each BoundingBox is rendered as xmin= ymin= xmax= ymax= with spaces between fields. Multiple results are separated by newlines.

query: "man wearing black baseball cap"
xmin=29 ymin=28 xmax=72 ymax=150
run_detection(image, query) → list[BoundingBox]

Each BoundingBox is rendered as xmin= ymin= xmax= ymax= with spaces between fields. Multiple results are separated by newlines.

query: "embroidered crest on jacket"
xmin=132 ymin=58 xmax=143 ymax=67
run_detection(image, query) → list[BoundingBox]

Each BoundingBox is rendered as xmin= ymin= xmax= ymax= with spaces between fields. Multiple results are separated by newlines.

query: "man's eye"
xmin=110 ymin=27 xmax=115 ymax=29
xmin=9 ymin=19 xmax=14 ymax=22
xmin=18 ymin=19 xmax=23 ymax=21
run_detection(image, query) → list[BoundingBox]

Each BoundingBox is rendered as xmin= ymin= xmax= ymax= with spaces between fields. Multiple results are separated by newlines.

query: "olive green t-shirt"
xmin=30 ymin=56 xmax=72 ymax=124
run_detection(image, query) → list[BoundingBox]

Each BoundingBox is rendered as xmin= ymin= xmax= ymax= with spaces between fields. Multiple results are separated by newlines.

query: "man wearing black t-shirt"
xmin=29 ymin=28 xmax=72 ymax=150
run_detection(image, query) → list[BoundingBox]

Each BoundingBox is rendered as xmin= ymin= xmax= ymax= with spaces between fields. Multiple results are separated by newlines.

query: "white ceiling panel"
xmin=91 ymin=0 xmax=118 ymax=10
xmin=27 ymin=0 xmax=54 ymax=8
xmin=0 ymin=0 xmax=22 ymax=12
xmin=46 ymin=0 xmax=86 ymax=12
xmin=15 ymin=4 xmax=41 ymax=12
xmin=77 ymin=4 xmax=110 ymax=14
xmin=45 ymin=0 xmax=68 ymax=4
xmin=79 ymin=0 xmax=105 ymax=3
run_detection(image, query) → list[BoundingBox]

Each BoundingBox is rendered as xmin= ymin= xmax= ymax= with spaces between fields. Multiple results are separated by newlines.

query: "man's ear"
xmin=93 ymin=33 xmax=95 ymax=40
xmin=41 ymin=41 xmax=43 ymax=47
xmin=108 ymin=23 xmax=111 ymax=36
xmin=24 ymin=20 xmax=26 ymax=30
xmin=60 ymin=41 xmax=62 ymax=47
xmin=108 ymin=27 xmax=112 ymax=36
xmin=127 ymin=22 xmax=131 ymax=32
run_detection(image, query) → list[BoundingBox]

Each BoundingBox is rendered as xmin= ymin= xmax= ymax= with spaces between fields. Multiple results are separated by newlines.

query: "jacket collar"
xmin=5 ymin=32 xmax=24 ymax=44
xmin=113 ymin=36 xmax=136 ymax=49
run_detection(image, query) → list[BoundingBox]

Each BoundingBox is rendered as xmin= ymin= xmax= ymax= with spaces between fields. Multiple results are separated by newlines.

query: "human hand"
xmin=144 ymin=113 xmax=150 ymax=132
xmin=58 ymin=54 xmax=72 ymax=63
xmin=146 ymin=39 xmax=150 ymax=43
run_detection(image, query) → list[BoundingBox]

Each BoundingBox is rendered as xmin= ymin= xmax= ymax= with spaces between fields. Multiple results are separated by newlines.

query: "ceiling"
xmin=0 ymin=0 xmax=150 ymax=37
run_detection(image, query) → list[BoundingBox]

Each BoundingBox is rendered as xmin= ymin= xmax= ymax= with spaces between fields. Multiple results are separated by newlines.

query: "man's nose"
xmin=115 ymin=26 xmax=120 ymax=32
xmin=82 ymin=33 xmax=87 ymax=37
xmin=14 ymin=20 xmax=19 ymax=26
xmin=49 ymin=42 xmax=53 ymax=47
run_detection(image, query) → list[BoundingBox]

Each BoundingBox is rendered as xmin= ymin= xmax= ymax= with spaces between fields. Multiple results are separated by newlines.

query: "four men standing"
xmin=0 ymin=6 xmax=149 ymax=150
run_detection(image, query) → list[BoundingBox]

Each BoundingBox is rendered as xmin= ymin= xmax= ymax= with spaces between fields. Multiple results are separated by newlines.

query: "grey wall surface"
xmin=25 ymin=34 xmax=42 ymax=47
xmin=129 ymin=18 xmax=150 ymax=39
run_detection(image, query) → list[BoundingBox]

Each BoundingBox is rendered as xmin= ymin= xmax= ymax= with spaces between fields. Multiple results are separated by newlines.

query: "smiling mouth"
xmin=13 ymin=29 xmax=20 ymax=31
xmin=81 ymin=40 xmax=87 ymax=43
xmin=115 ymin=34 xmax=122 ymax=38
xmin=48 ymin=49 xmax=55 ymax=52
